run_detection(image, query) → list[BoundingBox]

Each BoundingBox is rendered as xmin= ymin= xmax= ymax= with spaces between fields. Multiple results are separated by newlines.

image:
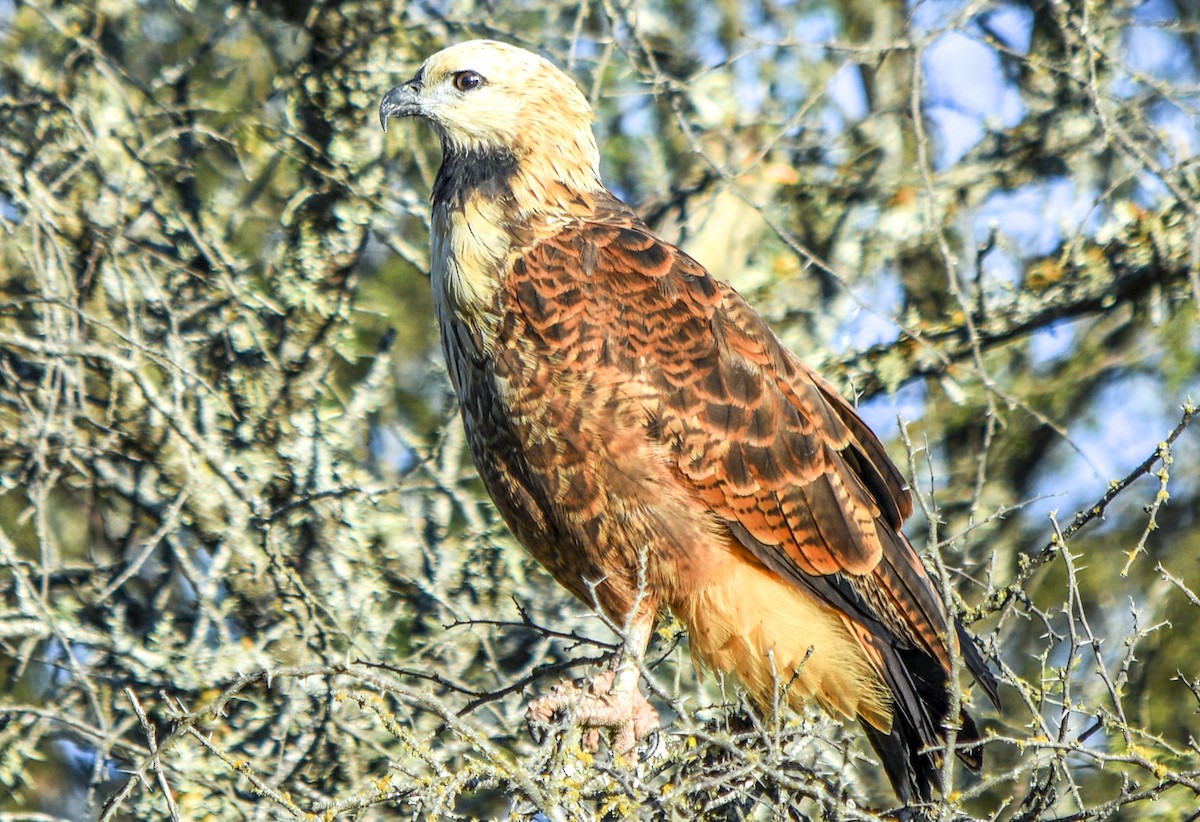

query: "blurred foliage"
xmin=1 ymin=0 xmax=1198 ymax=819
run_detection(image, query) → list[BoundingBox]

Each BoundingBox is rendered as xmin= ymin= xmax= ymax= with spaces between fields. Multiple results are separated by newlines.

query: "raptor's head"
xmin=379 ymin=40 xmax=602 ymax=199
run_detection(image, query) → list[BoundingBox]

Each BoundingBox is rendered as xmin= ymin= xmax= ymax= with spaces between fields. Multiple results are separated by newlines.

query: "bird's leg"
xmin=527 ymin=615 xmax=659 ymax=755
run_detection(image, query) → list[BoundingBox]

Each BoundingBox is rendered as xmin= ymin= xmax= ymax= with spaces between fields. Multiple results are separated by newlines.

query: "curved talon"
xmin=526 ymin=669 xmax=660 ymax=755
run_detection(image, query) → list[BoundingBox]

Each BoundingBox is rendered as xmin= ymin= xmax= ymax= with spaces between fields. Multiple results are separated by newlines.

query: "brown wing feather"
xmin=511 ymin=204 xmax=976 ymax=673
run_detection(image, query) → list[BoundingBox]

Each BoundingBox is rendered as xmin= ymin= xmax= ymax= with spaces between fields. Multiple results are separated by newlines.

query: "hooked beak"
xmin=379 ymin=81 xmax=423 ymax=132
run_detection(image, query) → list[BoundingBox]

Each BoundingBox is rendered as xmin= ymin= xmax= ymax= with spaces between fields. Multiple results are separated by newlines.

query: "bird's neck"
xmin=431 ymin=147 xmax=521 ymax=210
xmin=434 ymin=140 xmax=603 ymax=219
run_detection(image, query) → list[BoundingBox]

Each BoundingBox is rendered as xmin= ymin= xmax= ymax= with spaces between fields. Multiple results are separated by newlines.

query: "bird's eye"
xmin=452 ymin=70 xmax=484 ymax=92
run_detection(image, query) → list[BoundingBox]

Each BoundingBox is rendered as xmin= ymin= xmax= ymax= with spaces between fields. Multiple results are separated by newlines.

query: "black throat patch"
xmin=433 ymin=147 xmax=520 ymax=209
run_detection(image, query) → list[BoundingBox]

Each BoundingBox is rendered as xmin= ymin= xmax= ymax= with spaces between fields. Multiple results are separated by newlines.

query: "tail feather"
xmin=860 ymin=717 xmax=933 ymax=804
xmin=867 ymin=642 xmax=988 ymax=802
xmin=957 ymin=621 xmax=1002 ymax=710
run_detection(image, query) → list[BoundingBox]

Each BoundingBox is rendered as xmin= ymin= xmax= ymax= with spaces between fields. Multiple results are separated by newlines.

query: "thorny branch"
xmin=2 ymin=0 xmax=1199 ymax=820
xmin=973 ymin=401 xmax=1196 ymax=621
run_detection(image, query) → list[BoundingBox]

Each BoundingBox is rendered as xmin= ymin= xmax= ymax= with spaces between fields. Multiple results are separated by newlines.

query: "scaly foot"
xmin=527 ymin=668 xmax=660 ymax=754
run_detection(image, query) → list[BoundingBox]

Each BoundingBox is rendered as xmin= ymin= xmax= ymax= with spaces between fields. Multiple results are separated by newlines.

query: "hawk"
xmin=379 ymin=40 xmax=999 ymax=802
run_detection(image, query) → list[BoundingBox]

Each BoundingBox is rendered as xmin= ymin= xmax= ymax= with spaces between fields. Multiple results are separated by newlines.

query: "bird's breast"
xmin=430 ymin=199 xmax=514 ymax=358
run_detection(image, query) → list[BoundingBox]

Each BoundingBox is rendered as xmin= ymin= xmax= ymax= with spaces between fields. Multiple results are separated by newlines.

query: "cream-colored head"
xmin=380 ymin=40 xmax=602 ymax=204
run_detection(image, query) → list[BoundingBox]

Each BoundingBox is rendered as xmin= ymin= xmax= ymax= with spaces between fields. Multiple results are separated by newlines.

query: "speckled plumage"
xmin=381 ymin=40 xmax=999 ymax=802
